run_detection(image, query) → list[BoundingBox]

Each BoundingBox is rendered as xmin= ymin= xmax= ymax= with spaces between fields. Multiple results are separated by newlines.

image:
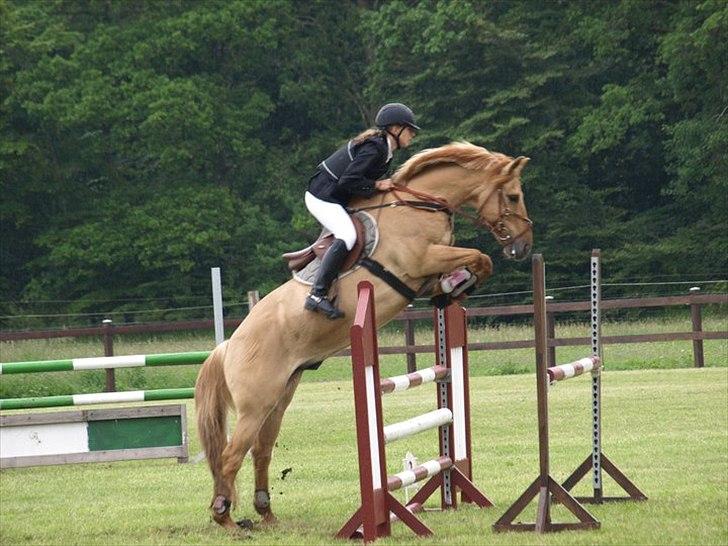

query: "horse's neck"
xmin=407 ymin=165 xmax=483 ymax=206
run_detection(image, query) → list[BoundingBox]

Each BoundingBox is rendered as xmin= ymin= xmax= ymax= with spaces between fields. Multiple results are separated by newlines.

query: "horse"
xmin=194 ymin=141 xmax=533 ymax=530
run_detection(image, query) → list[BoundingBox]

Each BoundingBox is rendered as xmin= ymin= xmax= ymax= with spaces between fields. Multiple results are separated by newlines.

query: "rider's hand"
xmin=375 ymin=179 xmax=394 ymax=191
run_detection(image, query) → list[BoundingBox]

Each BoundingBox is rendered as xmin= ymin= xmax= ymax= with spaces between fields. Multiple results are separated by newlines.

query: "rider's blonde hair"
xmin=351 ymin=128 xmax=385 ymax=145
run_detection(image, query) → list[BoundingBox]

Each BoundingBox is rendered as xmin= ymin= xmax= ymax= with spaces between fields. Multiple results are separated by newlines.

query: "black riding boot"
xmin=304 ymin=238 xmax=348 ymax=320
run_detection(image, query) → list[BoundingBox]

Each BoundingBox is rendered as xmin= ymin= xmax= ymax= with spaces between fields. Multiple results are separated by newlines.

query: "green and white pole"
xmin=0 ymin=351 xmax=210 ymax=375
xmin=0 ymin=387 xmax=194 ymax=410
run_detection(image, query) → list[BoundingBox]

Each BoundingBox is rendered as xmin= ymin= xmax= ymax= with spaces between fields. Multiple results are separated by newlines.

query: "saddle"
xmin=282 ymin=215 xmax=367 ymax=273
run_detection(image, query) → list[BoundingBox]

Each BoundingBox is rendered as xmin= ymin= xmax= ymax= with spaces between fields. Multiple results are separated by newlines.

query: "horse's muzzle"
xmin=503 ymin=239 xmax=531 ymax=261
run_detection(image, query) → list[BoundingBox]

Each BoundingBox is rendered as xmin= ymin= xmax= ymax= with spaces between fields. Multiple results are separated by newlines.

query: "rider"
xmin=304 ymin=103 xmax=420 ymax=319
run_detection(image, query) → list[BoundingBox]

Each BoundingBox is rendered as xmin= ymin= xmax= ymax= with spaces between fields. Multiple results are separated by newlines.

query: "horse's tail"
xmin=195 ymin=341 xmax=231 ymax=491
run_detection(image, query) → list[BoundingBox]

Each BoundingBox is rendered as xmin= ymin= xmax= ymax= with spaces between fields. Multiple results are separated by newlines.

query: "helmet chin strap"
xmin=386 ymin=126 xmax=407 ymax=149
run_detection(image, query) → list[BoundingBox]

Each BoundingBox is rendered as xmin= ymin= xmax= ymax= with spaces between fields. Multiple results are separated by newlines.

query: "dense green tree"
xmin=1 ymin=0 xmax=725 ymax=327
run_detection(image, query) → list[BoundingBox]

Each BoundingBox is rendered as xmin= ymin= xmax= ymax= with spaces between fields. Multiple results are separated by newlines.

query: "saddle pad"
xmin=293 ymin=211 xmax=379 ymax=286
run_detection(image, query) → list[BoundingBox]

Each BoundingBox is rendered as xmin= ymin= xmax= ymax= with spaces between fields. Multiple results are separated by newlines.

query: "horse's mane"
xmin=392 ymin=141 xmax=511 ymax=184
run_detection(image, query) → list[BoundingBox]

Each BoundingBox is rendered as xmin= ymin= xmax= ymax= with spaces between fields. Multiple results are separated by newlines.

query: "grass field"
xmin=1 ymin=367 xmax=727 ymax=545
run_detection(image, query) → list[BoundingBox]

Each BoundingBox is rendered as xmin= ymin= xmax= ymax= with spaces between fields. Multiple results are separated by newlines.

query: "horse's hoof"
xmin=254 ymin=489 xmax=270 ymax=516
xmin=211 ymin=495 xmax=243 ymax=531
xmin=212 ymin=495 xmax=231 ymax=515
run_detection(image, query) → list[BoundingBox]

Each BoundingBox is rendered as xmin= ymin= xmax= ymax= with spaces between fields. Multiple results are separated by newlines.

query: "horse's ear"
xmin=502 ymin=156 xmax=530 ymax=177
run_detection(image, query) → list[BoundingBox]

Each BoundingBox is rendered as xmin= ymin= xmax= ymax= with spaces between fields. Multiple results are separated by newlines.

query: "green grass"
xmin=1 ymin=315 xmax=726 ymax=398
xmin=1 ymin=368 xmax=726 ymax=545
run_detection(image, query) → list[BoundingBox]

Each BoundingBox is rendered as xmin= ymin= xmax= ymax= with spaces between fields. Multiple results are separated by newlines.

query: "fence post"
xmin=405 ymin=304 xmax=416 ymax=373
xmin=247 ymin=290 xmax=260 ymax=310
xmin=689 ymin=287 xmax=704 ymax=368
xmin=545 ymin=296 xmax=556 ymax=368
xmin=102 ymin=319 xmax=115 ymax=392
xmin=211 ymin=267 xmax=225 ymax=346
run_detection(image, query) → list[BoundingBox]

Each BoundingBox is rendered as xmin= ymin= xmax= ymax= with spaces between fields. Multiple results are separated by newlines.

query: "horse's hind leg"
xmin=251 ymin=370 xmax=303 ymax=525
xmin=213 ymin=398 xmax=278 ymax=530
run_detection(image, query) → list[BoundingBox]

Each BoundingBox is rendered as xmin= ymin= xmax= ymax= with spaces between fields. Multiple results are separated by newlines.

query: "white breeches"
xmin=305 ymin=192 xmax=357 ymax=250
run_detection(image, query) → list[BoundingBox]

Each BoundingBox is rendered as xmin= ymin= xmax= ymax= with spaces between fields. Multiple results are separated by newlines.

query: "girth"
xmin=358 ymin=257 xmax=417 ymax=301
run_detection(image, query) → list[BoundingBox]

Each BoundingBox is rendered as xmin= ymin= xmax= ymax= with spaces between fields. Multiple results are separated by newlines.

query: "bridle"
xmin=388 ymin=183 xmax=533 ymax=245
xmin=344 ymin=179 xmax=533 ymax=300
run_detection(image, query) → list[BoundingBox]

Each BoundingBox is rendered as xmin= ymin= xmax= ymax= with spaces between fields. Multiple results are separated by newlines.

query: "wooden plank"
xmin=85 ymin=405 xmax=184 ymax=421
xmin=0 ymin=326 xmax=104 ymax=341
xmin=551 ymin=331 xmax=728 ymax=347
xmin=1 ymin=408 xmax=87 ymax=426
xmin=1 ymin=405 xmax=184 ymax=426
xmin=331 ymin=328 xmax=727 ymax=359
xmin=0 ymin=318 xmax=243 ymax=341
xmin=1 ymin=294 xmax=725 ymax=342
xmin=468 ymin=340 xmax=536 ymax=351
xmin=0 ymin=446 xmax=187 ymax=469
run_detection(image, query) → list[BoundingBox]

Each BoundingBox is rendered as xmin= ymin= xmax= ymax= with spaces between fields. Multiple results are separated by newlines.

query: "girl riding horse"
xmin=196 ymin=138 xmax=533 ymax=532
xmin=304 ymin=103 xmax=419 ymax=319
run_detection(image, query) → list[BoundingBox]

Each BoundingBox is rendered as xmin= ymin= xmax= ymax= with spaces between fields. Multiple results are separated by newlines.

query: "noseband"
xmin=473 ymin=186 xmax=533 ymax=244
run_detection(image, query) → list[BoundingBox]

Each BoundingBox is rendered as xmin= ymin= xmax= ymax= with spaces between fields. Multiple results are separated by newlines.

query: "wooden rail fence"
xmin=1 ymin=292 xmax=725 ymax=391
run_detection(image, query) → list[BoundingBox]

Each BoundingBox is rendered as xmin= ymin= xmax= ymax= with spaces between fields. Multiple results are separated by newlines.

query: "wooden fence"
xmin=1 ymin=292 xmax=725 ymax=391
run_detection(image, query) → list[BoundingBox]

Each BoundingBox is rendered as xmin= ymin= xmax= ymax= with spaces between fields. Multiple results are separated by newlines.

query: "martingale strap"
xmin=359 ymin=257 xmax=417 ymax=301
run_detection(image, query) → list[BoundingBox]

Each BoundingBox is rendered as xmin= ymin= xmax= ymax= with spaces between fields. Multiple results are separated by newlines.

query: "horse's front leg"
xmin=412 ymin=244 xmax=493 ymax=284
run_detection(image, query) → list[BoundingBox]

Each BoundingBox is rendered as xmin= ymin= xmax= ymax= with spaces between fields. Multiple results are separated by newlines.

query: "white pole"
xmin=383 ymin=408 xmax=453 ymax=444
xmin=192 ymin=267 xmax=226 ymax=464
xmin=211 ymin=267 xmax=224 ymax=346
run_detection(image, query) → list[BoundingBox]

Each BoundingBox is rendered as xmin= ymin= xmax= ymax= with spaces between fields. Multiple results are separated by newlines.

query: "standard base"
xmin=555 ymin=452 xmax=648 ymax=504
xmin=337 ymin=468 xmax=492 ymax=542
xmin=492 ymin=475 xmax=600 ymax=533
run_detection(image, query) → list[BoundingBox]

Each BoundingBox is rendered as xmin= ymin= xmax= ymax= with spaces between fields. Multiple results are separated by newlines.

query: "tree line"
xmin=1 ymin=0 xmax=726 ymax=327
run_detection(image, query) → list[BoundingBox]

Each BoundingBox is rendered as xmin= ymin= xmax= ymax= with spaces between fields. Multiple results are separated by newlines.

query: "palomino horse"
xmin=195 ymin=142 xmax=533 ymax=530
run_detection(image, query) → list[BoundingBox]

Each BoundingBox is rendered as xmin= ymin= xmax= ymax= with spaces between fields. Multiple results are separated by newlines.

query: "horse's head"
xmin=392 ymin=142 xmax=533 ymax=260
xmin=471 ymin=155 xmax=533 ymax=261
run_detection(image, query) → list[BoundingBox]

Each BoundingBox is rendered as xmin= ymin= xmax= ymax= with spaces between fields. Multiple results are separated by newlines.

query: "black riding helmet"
xmin=375 ymin=103 xmax=421 ymax=131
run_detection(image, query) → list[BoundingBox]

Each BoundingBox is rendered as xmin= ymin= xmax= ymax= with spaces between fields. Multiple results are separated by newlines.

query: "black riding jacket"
xmin=307 ymin=134 xmax=391 ymax=206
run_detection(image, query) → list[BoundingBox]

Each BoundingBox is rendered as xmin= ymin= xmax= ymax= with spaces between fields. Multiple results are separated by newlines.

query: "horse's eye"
xmin=507 ymin=194 xmax=520 ymax=204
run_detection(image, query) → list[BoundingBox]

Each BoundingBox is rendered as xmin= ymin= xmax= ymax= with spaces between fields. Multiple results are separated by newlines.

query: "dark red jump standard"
xmin=337 ymin=281 xmax=492 ymax=542
xmin=493 ymin=251 xmax=647 ymax=533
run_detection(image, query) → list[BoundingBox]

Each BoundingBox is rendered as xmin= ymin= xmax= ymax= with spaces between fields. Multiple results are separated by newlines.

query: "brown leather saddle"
xmin=282 ymin=215 xmax=367 ymax=273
